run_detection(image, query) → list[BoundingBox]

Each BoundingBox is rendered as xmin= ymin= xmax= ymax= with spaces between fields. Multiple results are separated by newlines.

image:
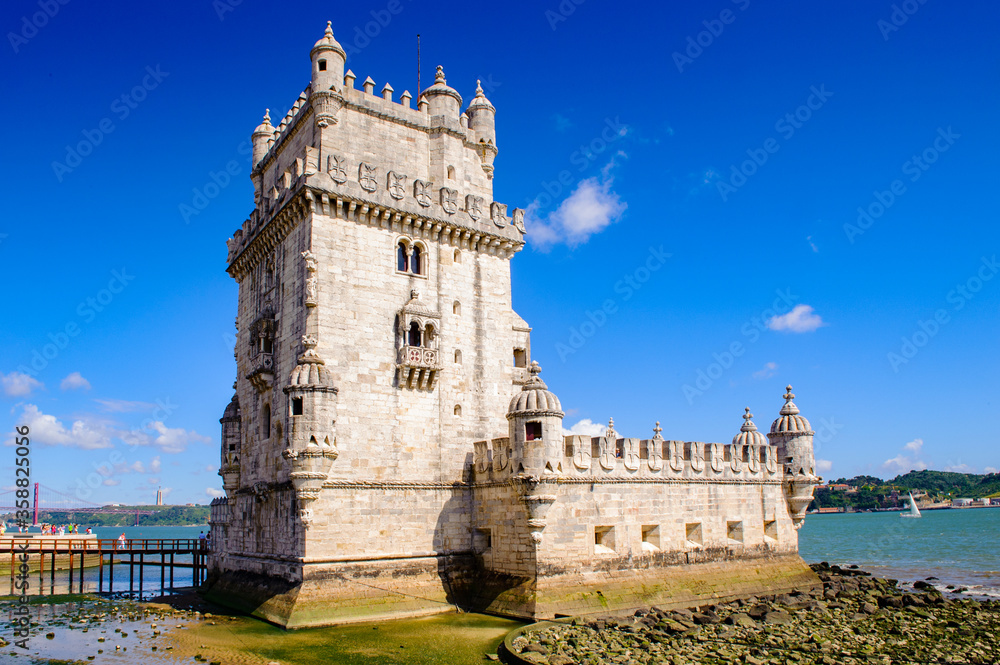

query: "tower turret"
xmin=310 ymin=21 xmax=346 ymax=93
xmin=507 ymin=361 xmax=564 ymax=475
xmin=421 ymin=66 xmax=462 ymax=121
xmin=282 ymin=334 xmax=339 ymax=529
xmin=219 ymin=391 xmax=241 ymax=494
xmin=767 ymin=385 xmax=820 ymax=528
xmin=251 ymin=109 xmax=275 ymax=168
xmin=466 ymin=80 xmax=498 ymax=179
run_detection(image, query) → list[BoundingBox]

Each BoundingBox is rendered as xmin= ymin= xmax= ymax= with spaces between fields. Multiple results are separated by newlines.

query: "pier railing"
xmin=2 ymin=536 xmax=208 ymax=596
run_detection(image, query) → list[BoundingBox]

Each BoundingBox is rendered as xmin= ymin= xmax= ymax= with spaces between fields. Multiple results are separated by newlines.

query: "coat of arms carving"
xmin=466 ymin=195 xmax=484 ymax=221
xmin=490 ymin=202 xmax=507 ymax=228
xmin=327 ymin=155 xmax=347 ymax=184
xmin=359 ymin=163 xmax=377 ymax=192
xmin=440 ymin=187 xmax=458 ymax=214
xmin=512 ymin=208 xmax=526 ymax=234
xmin=414 ymin=180 xmax=432 ymax=207
xmin=387 ymin=171 xmax=406 ymax=200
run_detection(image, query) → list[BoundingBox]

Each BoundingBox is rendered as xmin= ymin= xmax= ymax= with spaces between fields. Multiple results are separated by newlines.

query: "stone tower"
xmin=208 ymin=21 xmax=531 ymax=627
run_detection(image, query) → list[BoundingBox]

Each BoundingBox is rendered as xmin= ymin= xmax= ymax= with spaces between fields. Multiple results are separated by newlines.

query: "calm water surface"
xmin=798 ymin=507 xmax=1000 ymax=596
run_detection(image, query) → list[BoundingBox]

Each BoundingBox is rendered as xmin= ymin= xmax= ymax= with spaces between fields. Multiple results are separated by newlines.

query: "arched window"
xmin=454 ymin=404 xmax=462 ymax=417
xmin=411 ymin=245 xmax=422 ymax=275
xmin=454 ymin=249 xmax=461 ymax=263
xmin=407 ymin=321 xmax=421 ymax=347
xmin=397 ymin=242 xmax=409 ymax=272
xmin=262 ymin=404 xmax=271 ymax=439
xmin=447 ymin=165 xmax=456 ymax=180
xmin=424 ymin=323 xmax=435 ymax=348
xmin=454 ymin=349 xmax=462 ymax=364
xmin=453 ymin=301 xmax=461 ymax=315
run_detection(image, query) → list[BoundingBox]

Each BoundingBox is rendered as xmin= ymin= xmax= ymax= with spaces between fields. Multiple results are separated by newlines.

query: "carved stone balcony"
xmin=247 ymin=352 xmax=274 ymax=392
xmin=397 ymin=346 xmax=441 ymax=390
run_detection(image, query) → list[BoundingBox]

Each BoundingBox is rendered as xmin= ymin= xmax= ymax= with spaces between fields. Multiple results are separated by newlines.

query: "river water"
xmin=798 ymin=507 xmax=1000 ymax=597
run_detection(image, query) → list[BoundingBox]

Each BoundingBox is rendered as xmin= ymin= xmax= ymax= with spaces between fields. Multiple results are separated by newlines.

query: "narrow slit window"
xmin=318 ymin=59 xmax=327 ymax=71
xmin=291 ymin=397 xmax=303 ymax=416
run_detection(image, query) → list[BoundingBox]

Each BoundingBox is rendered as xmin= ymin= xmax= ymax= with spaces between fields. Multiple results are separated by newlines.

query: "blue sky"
xmin=2 ymin=0 xmax=998 ymax=506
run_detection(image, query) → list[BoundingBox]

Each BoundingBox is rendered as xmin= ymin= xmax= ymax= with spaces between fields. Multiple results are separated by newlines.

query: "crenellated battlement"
xmin=472 ymin=435 xmax=781 ymax=483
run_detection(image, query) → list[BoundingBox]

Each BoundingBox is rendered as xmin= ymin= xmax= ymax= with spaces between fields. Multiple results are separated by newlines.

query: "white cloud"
xmin=204 ymin=464 xmax=217 ymax=473
xmin=816 ymin=459 xmax=833 ymax=473
xmin=903 ymin=438 xmax=924 ymax=453
xmin=767 ymin=305 xmax=826 ymax=333
xmin=150 ymin=456 xmax=162 ymax=473
xmin=103 ymin=478 xmax=120 ymax=486
xmin=562 ymin=418 xmax=607 ymax=437
xmin=9 ymin=404 xmax=113 ymax=450
xmin=123 ymin=421 xmax=211 ymax=454
xmin=93 ymin=398 xmax=156 ymax=413
xmin=206 ymin=487 xmax=225 ymax=499
xmin=752 ymin=362 xmax=778 ymax=380
xmin=807 ymin=235 xmax=819 ymax=253
xmin=882 ymin=454 xmax=928 ymax=476
xmin=527 ymin=160 xmax=627 ymax=249
xmin=944 ymin=462 xmax=974 ymax=474
xmin=60 ymin=372 xmax=91 ymax=391
xmin=1 ymin=372 xmax=43 ymax=397
xmin=985 ymin=466 xmax=998 ymax=474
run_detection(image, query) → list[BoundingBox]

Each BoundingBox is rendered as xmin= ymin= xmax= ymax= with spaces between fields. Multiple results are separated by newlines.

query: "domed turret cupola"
xmin=282 ymin=335 xmax=339 ymax=528
xmin=466 ymin=80 xmax=498 ymax=179
xmin=767 ymin=385 xmax=820 ymax=529
xmin=732 ymin=407 xmax=766 ymax=473
xmin=251 ymin=109 xmax=275 ymax=169
xmin=733 ymin=407 xmax=767 ymax=448
xmin=421 ymin=66 xmax=463 ymax=123
xmin=507 ymin=362 xmax=565 ymax=475
xmin=310 ymin=21 xmax=346 ymax=93
xmin=219 ymin=391 xmax=242 ymax=494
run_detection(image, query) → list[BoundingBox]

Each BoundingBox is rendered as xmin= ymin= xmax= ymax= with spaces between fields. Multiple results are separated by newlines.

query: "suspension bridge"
xmin=0 ymin=484 xmax=154 ymax=526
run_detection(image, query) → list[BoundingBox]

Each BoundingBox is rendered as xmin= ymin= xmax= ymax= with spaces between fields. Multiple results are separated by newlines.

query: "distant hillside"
xmin=2 ymin=505 xmax=209 ymax=527
xmin=811 ymin=470 xmax=1000 ymax=511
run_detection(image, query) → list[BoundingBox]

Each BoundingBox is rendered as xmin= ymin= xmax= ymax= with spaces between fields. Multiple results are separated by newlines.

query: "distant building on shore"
xmin=953 ymin=498 xmax=974 ymax=507
xmin=205 ymin=20 xmax=824 ymax=629
xmin=155 ymin=488 xmax=163 ymax=506
xmin=991 ymin=498 xmax=1000 ymax=506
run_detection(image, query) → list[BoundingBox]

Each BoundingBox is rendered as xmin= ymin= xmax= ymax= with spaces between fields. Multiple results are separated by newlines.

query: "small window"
xmin=474 ymin=528 xmax=492 ymax=552
xmin=397 ymin=242 xmax=409 ymax=272
xmin=424 ymin=323 xmax=435 ymax=347
xmin=262 ymin=404 xmax=271 ymax=439
xmin=411 ymin=245 xmax=422 ymax=275
xmin=228 ymin=443 xmax=237 ymax=451
xmin=641 ymin=525 xmax=660 ymax=552
xmin=727 ymin=521 xmax=744 ymax=544
xmin=454 ymin=249 xmax=461 ymax=263
xmin=262 ymin=337 xmax=273 ymax=354
xmin=594 ymin=526 xmax=615 ymax=554
xmin=513 ymin=348 xmax=526 ymax=368
xmin=453 ymin=301 xmax=461 ymax=315
xmin=454 ymin=404 xmax=462 ymax=417
xmin=525 ymin=421 xmax=542 ymax=441
xmin=291 ymin=397 xmax=303 ymax=416
xmin=318 ymin=59 xmax=327 ymax=72
xmin=407 ymin=322 xmax=421 ymax=347
xmin=447 ymin=165 xmax=455 ymax=180
xmin=454 ymin=349 xmax=462 ymax=364
xmin=764 ymin=520 xmax=778 ymax=541
xmin=685 ymin=522 xmax=703 ymax=547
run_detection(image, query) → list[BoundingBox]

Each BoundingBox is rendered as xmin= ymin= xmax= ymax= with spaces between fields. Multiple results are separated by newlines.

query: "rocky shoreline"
xmin=504 ymin=563 xmax=1000 ymax=665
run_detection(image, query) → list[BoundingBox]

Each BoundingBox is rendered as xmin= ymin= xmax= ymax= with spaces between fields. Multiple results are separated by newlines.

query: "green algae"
xmin=189 ymin=612 xmax=525 ymax=665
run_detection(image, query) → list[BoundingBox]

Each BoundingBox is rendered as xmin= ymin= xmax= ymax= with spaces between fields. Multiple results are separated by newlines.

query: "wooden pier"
xmin=3 ymin=536 xmax=208 ymax=596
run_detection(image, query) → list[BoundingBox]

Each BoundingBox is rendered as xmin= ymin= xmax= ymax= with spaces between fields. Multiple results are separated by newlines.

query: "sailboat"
xmin=901 ymin=492 xmax=922 ymax=518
